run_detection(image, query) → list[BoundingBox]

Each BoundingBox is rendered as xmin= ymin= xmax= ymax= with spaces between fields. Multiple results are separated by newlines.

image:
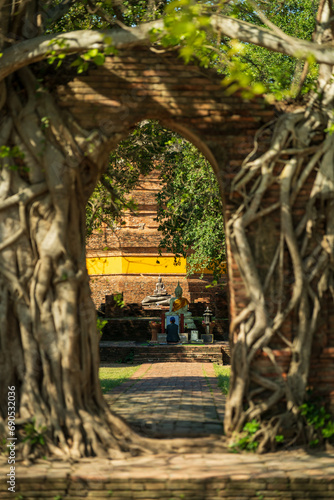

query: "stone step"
xmin=133 ymin=348 xmax=223 ymax=363
xmin=134 ymin=349 xmax=222 ymax=354
xmin=132 ymin=357 xmax=222 ymax=363
xmin=137 ymin=353 xmax=222 ymax=357
xmin=100 ymin=342 xmax=231 ymax=364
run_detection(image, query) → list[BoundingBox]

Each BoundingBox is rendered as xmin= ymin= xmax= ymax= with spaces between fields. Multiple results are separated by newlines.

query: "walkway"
xmin=2 ymin=364 xmax=334 ymax=499
xmin=104 ymin=362 xmax=226 ymax=437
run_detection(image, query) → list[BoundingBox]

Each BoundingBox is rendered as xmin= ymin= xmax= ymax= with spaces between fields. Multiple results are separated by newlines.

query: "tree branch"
xmin=3 ymin=13 xmax=334 ymax=83
xmin=209 ymin=14 xmax=334 ymax=65
xmin=0 ymin=21 xmax=162 ymax=82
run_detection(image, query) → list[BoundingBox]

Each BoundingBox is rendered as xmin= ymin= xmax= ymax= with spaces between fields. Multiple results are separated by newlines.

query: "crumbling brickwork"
xmin=89 ymin=274 xmax=224 ymax=310
xmin=86 ymin=172 xmax=163 ymax=258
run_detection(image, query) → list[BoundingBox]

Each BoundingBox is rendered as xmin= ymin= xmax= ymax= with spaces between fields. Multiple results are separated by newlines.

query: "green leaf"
xmin=93 ymin=54 xmax=105 ymax=65
xmin=87 ymin=48 xmax=99 ymax=58
xmin=180 ymin=45 xmax=194 ymax=63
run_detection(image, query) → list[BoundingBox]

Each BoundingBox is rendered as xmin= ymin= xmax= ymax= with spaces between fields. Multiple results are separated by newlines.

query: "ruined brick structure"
xmin=54 ymin=46 xmax=334 ymax=410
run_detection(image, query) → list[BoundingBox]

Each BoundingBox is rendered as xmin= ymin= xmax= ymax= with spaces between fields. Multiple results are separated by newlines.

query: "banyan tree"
xmin=0 ymin=0 xmax=333 ymax=458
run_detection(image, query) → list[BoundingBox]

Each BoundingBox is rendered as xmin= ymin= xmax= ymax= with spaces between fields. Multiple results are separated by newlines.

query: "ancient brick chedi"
xmin=86 ymin=170 xmax=226 ymax=311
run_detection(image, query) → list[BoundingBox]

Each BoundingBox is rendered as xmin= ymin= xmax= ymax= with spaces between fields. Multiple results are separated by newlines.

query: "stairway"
xmin=100 ymin=341 xmax=231 ymax=365
xmin=132 ymin=345 xmax=223 ymax=364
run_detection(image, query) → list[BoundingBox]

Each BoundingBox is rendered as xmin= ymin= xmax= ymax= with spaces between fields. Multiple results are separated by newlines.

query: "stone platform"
xmin=1 ymin=449 xmax=334 ymax=499
xmin=2 ymin=362 xmax=334 ymax=499
xmin=99 ymin=341 xmax=231 ymax=364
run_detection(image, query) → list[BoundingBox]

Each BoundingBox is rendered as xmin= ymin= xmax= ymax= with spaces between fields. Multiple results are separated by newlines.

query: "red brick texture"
xmin=54 ymin=46 xmax=334 ymax=411
xmin=89 ymin=274 xmax=225 ymax=311
xmin=86 ymin=172 xmax=163 ymax=258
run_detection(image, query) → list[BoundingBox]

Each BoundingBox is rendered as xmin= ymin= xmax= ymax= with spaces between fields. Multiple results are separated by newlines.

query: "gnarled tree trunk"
xmin=0 ymin=0 xmax=233 ymax=461
xmin=0 ymin=67 xmax=145 ymax=458
xmin=224 ymin=1 xmax=334 ymax=450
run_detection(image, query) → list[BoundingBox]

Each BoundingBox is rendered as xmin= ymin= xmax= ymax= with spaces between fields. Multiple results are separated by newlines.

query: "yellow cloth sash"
xmin=172 ymin=297 xmax=189 ymax=312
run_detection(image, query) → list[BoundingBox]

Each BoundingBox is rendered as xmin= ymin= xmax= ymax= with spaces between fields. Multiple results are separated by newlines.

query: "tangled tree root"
xmin=224 ymin=102 xmax=334 ymax=451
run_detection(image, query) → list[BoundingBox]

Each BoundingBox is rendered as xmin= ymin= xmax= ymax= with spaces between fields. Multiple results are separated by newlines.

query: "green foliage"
xmin=47 ymin=3 xmax=102 ymax=33
xmin=70 ymin=42 xmax=118 ymax=74
xmin=156 ymin=139 xmax=226 ymax=280
xmin=0 ymin=145 xmax=24 ymax=160
xmin=97 ymin=318 xmax=108 ymax=336
xmin=230 ymin=419 xmax=260 ymax=452
xmin=152 ymin=0 xmax=319 ymax=98
xmin=48 ymin=0 xmax=166 ymax=34
xmin=233 ymin=0 xmax=319 ymax=96
xmin=113 ymin=293 xmax=125 ymax=308
xmin=40 ymin=116 xmax=50 ymax=129
xmin=325 ymin=122 xmax=334 ymax=135
xmin=0 ymin=145 xmax=26 ymax=172
xmin=213 ymin=364 xmax=230 ymax=395
xmin=300 ymin=399 xmax=334 ymax=446
xmin=70 ymin=48 xmax=106 ymax=74
xmin=22 ymin=419 xmax=47 ymax=448
xmin=99 ymin=366 xmax=141 ymax=393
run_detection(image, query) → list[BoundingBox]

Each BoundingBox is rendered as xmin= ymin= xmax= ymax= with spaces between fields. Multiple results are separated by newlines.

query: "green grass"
xmin=99 ymin=366 xmax=141 ymax=394
xmin=213 ymin=364 xmax=231 ymax=395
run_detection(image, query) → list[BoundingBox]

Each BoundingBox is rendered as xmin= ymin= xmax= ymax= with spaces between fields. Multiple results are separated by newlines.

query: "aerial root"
xmin=225 ymin=105 xmax=334 ymax=450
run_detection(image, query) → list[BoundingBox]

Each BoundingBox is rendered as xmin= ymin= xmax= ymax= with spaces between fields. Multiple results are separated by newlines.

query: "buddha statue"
xmin=168 ymin=282 xmax=196 ymax=329
xmin=141 ymin=276 xmax=171 ymax=307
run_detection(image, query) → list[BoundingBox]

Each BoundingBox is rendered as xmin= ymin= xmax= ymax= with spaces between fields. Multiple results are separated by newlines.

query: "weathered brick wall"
xmin=2 ymin=454 xmax=334 ymax=500
xmin=90 ymin=274 xmax=227 ymax=313
xmin=86 ymin=172 xmax=162 ymax=256
xmin=54 ymin=46 xmax=334 ymax=410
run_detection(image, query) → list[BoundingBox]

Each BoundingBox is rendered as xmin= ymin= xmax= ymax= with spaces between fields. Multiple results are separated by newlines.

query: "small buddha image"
xmin=141 ymin=276 xmax=171 ymax=307
xmin=169 ymin=283 xmax=189 ymax=314
xmin=168 ymin=282 xmax=196 ymax=330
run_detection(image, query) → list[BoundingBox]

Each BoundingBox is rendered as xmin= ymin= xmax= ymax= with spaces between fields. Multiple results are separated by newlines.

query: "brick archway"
xmin=54 ymin=46 xmax=334 ymax=410
xmin=55 ymin=45 xmax=275 ymax=333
